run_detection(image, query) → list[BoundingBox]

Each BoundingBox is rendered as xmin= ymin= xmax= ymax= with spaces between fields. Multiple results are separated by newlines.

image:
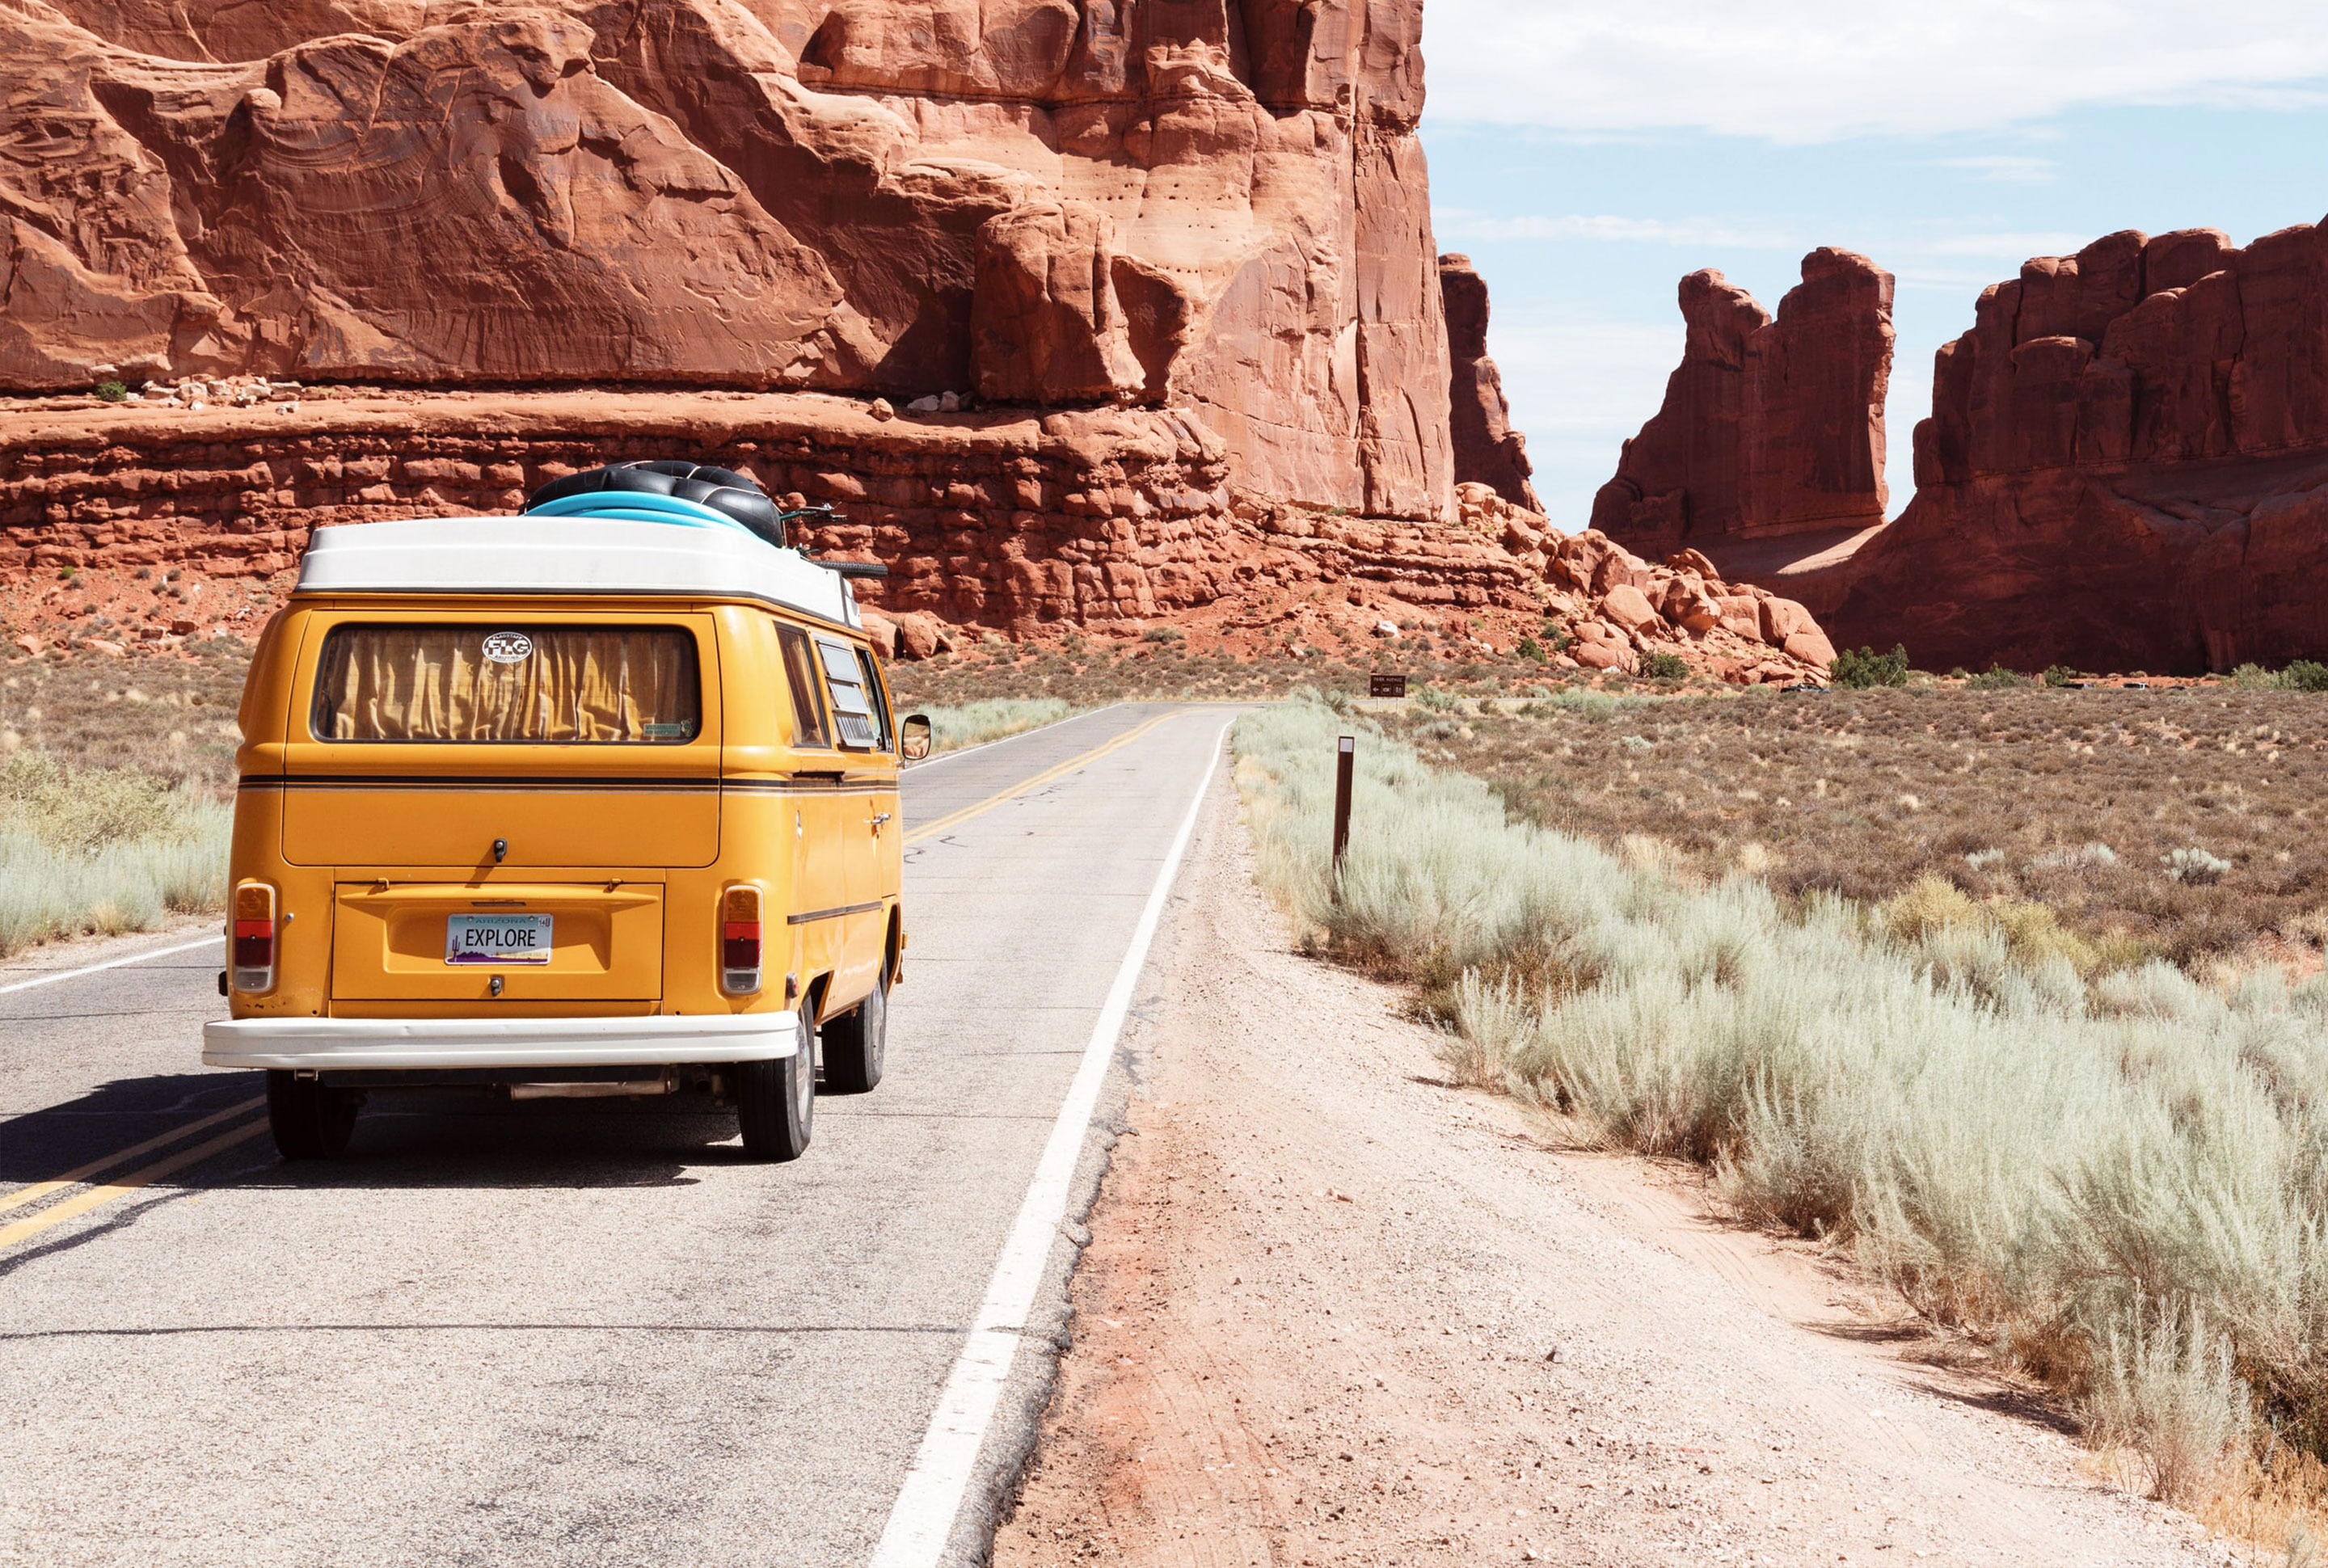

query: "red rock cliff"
xmin=1740 ymin=222 xmax=2328 ymax=674
xmin=1439 ymin=253 xmax=1539 ymax=512
xmin=1592 ymin=249 xmax=1893 ymax=554
xmin=0 ymin=0 xmax=1454 ymax=521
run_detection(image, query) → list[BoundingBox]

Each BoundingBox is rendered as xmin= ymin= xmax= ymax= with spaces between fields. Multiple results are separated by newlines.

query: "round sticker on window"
xmin=482 ymin=631 xmax=534 ymax=664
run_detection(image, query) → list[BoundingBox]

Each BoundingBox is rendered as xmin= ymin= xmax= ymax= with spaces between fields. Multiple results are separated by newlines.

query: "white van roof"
xmin=295 ymin=516 xmax=865 ymax=630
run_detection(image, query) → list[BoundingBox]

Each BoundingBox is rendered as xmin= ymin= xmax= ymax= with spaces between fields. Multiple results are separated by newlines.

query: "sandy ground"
xmin=993 ymin=780 xmax=2236 ymax=1568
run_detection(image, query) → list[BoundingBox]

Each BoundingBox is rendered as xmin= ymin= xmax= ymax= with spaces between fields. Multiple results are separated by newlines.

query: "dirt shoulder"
xmin=994 ymin=782 xmax=2228 ymax=1567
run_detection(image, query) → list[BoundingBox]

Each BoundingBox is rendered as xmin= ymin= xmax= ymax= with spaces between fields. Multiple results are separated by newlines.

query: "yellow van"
xmin=202 ymin=462 xmax=925 ymax=1164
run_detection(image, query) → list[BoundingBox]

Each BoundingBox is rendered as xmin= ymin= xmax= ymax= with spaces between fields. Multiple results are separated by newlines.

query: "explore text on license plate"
xmin=445 ymin=914 xmax=553 ymax=964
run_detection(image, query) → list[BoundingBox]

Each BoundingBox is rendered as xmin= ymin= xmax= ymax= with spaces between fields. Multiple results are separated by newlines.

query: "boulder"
xmin=1600 ymin=583 xmax=1660 ymax=635
xmin=893 ymin=611 xmax=955 ymax=660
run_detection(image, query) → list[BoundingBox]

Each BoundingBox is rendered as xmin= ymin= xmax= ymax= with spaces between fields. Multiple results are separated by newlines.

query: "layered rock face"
xmin=1439 ymin=253 xmax=1538 ymax=512
xmin=0 ymin=391 xmax=1534 ymax=643
xmin=1592 ymin=250 xmax=1893 ymax=555
xmin=0 ymin=0 xmax=1453 ymax=520
xmin=1824 ymin=223 xmax=2328 ymax=672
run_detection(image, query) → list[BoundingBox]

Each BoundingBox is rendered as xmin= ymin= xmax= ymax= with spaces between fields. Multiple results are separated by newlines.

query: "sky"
xmin=1414 ymin=0 xmax=2328 ymax=529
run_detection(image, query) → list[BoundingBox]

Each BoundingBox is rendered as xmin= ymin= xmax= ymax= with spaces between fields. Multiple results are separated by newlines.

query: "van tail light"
xmin=722 ymin=885 xmax=763 ymax=996
xmin=232 ymin=881 xmax=277 ymax=993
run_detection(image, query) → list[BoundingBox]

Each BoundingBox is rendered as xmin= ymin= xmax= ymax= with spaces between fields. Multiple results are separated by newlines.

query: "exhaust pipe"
xmin=510 ymin=1078 xmax=676 ymax=1101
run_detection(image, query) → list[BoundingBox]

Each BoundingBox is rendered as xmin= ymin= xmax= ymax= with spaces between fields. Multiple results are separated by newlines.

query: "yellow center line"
xmin=0 ymin=1118 xmax=272 ymax=1253
xmin=905 ymin=710 xmax=1183 ymax=846
xmin=0 ymin=1094 xmax=267 ymax=1216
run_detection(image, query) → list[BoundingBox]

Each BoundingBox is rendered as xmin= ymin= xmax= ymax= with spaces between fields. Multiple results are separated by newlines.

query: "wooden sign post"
xmin=1331 ymin=735 xmax=1355 ymax=880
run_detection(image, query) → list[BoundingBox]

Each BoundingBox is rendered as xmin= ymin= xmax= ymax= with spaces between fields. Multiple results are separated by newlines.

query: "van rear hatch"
xmin=331 ymin=882 xmax=664 ymax=1002
xmin=276 ymin=615 xmax=721 ymax=871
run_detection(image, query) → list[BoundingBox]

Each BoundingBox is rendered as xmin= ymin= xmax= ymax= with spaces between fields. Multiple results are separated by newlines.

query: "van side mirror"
xmin=900 ymin=714 xmax=933 ymax=761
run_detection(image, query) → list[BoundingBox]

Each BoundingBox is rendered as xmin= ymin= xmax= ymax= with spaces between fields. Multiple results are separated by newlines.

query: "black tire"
xmin=736 ymin=1011 xmax=815 ymax=1161
xmin=821 ymin=970 xmax=888 ymax=1095
xmin=267 ymin=1070 xmax=361 ymax=1160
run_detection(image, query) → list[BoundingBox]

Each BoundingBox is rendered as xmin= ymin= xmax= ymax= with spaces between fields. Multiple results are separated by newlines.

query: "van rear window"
xmin=311 ymin=625 xmax=701 ymax=744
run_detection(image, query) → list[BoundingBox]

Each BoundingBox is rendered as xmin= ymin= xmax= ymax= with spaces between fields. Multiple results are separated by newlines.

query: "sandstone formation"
xmin=1440 ymin=253 xmax=1538 ymax=512
xmin=0 ymin=0 xmax=1455 ymax=521
xmin=0 ymin=390 xmax=1512 ymax=639
xmin=1592 ymin=250 xmax=1893 ymax=555
xmin=0 ymin=390 xmax=1837 ymax=683
xmin=1820 ymin=223 xmax=2328 ymax=672
xmin=1637 ymin=221 xmax=2328 ymax=675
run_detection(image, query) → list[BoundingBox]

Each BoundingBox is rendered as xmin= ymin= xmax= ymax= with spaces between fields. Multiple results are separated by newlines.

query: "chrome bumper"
xmin=201 ymin=1012 xmax=799 ymax=1071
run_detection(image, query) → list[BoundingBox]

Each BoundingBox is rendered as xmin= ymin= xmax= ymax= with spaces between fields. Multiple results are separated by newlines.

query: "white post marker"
xmin=867 ymin=714 xmax=1234 ymax=1568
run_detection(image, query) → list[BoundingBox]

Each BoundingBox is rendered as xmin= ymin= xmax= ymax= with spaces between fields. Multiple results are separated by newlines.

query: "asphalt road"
xmin=0 ymin=702 xmax=1236 ymax=1568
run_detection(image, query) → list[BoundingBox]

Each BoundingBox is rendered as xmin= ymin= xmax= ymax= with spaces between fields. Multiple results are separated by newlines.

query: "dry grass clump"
xmin=1390 ymin=685 xmax=2328 ymax=970
xmin=0 ymin=751 xmax=228 ymax=953
xmin=1235 ymin=695 xmax=2328 ymax=1524
xmin=912 ymin=698 xmax=1082 ymax=752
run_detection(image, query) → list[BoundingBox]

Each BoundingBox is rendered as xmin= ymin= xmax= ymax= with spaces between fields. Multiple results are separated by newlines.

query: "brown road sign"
xmin=1369 ymin=673 xmax=1406 ymax=698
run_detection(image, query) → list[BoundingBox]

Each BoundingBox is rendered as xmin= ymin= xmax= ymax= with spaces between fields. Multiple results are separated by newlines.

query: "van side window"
xmin=817 ymin=637 xmax=883 ymax=749
xmin=854 ymin=647 xmax=894 ymax=752
xmin=777 ymin=625 xmax=832 ymax=748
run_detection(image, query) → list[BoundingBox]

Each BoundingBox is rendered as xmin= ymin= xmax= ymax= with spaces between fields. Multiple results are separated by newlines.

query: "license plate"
xmin=445 ymin=914 xmax=553 ymax=965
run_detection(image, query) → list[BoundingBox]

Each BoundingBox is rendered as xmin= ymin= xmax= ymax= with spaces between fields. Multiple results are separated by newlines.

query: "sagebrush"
xmin=1236 ymin=695 xmax=2328 ymax=1499
xmin=0 ymin=752 xmax=228 ymax=953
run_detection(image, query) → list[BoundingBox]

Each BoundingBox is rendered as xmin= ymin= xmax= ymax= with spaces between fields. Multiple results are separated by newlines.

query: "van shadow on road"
xmin=4 ymin=1075 xmax=751 ymax=1191
xmin=0 ymin=1071 xmax=263 ymax=1182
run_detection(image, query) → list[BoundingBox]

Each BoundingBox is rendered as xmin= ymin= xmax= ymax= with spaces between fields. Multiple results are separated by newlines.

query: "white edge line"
xmin=867 ymin=712 xmax=1232 ymax=1568
xmin=0 ymin=934 xmax=222 ymax=998
xmin=900 ymin=702 xmax=1124 ymax=773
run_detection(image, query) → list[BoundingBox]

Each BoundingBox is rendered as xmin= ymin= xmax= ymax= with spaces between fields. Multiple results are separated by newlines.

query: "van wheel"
xmin=267 ymin=1070 xmax=361 ymax=1160
xmin=736 ymin=1012 xmax=814 ymax=1161
xmin=822 ymin=971 xmax=888 ymax=1095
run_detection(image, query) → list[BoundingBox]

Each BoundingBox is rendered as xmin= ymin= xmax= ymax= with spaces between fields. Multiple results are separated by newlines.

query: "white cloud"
xmin=1931 ymin=155 xmax=2056 ymax=182
xmin=1423 ymin=0 xmax=2328 ymax=141
xmin=1441 ymin=209 xmax=2102 ymax=272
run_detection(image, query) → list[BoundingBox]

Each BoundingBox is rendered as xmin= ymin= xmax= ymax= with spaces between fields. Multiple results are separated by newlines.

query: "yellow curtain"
xmin=314 ymin=626 xmax=699 ymax=743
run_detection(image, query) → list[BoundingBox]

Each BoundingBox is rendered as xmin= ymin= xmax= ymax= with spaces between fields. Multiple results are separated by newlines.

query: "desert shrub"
xmin=0 ymin=752 xmax=229 ymax=953
xmin=2084 ymin=1300 xmax=2254 ymax=1506
xmin=1516 ymin=637 xmax=1544 ymax=662
xmin=1141 ymin=626 xmax=1184 ymax=644
xmin=1640 ymin=651 xmax=1689 ymax=682
xmin=2043 ymin=664 xmax=2088 ymax=688
xmin=2164 ymin=846 xmax=2232 ymax=885
xmin=1832 ymin=643 xmax=1910 ymax=689
xmin=93 ymin=380 xmax=128 ymax=403
xmin=1234 ymin=695 xmax=2328 ymax=1469
xmin=2288 ymin=661 xmax=2328 ymax=693
xmin=2028 ymin=842 xmax=2119 ymax=873
xmin=1967 ymin=663 xmax=2031 ymax=689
